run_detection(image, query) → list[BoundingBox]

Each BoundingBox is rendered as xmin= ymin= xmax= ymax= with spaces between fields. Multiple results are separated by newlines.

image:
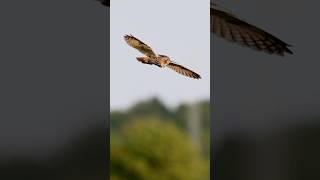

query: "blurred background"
xmin=0 ymin=0 xmax=108 ymax=179
xmin=110 ymin=98 xmax=210 ymax=179
xmin=110 ymin=0 xmax=210 ymax=179
xmin=213 ymin=0 xmax=320 ymax=179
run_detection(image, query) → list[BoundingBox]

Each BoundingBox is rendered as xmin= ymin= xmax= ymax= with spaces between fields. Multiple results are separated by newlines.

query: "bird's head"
xmin=123 ymin=34 xmax=131 ymax=41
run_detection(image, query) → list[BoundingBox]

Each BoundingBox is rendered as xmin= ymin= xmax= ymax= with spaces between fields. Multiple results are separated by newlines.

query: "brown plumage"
xmin=211 ymin=3 xmax=292 ymax=56
xmin=124 ymin=34 xmax=201 ymax=79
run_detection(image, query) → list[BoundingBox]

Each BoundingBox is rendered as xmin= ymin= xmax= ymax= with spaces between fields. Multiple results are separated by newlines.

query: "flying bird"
xmin=211 ymin=3 xmax=292 ymax=56
xmin=124 ymin=34 xmax=201 ymax=79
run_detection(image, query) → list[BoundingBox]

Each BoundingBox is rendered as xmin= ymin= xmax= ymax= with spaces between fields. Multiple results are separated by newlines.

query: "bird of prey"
xmin=124 ymin=34 xmax=201 ymax=79
xmin=211 ymin=3 xmax=292 ymax=56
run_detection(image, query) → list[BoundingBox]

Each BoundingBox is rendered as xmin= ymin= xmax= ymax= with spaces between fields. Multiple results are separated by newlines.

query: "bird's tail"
xmin=137 ymin=57 xmax=162 ymax=67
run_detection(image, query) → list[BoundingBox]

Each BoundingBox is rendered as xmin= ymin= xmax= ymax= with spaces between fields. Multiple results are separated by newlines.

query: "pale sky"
xmin=110 ymin=0 xmax=210 ymax=110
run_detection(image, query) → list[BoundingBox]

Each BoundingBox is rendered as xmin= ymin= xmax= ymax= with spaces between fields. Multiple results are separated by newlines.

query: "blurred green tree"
xmin=111 ymin=98 xmax=210 ymax=159
xmin=110 ymin=118 xmax=209 ymax=180
xmin=111 ymin=98 xmax=174 ymax=130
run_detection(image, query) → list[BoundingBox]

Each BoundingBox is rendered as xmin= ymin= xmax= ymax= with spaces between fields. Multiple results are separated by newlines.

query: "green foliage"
xmin=110 ymin=98 xmax=210 ymax=144
xmin=110 ymin=98 xmax=210 ymax=179
xmin=111 ymin=98 xmax=174 ymax=130
xmin=111 ymin=118 xmax=209 ymax=180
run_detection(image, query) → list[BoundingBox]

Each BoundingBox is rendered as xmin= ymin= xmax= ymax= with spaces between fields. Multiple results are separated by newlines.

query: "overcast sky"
xmin=111 ymin=0 xmax=210 ymax=110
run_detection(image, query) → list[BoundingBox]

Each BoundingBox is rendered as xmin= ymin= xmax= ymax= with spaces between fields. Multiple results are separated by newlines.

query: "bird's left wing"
xmin=167 ymin=62 xmax=201 ymax=79
xmin=124 ymin=34 xmax=157 ymax=57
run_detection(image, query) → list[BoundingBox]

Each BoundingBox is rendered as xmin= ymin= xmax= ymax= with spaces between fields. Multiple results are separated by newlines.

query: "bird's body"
xmin=136 ymin=55 xmax=170 ymax=68
xmin=124 ymin=35 xmax=201 ymax=79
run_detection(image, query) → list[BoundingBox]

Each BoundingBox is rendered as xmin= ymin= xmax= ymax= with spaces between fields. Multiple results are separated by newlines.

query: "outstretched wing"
xmin=211 ymin=4 xmax=292 ymax=56
xmin=167 ymin=62 xmax=201 ymax=79
xmin=124 ymin=34 xmax=156 ymax=57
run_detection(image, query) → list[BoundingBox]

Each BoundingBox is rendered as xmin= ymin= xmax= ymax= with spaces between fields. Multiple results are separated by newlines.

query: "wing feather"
xmin=167 ymin=62 xmax=201 ymax=79
xmin=124 ymin=34 xmax=156 ymax=57
xmin=211 ymin=4 xmax=292 ymax=56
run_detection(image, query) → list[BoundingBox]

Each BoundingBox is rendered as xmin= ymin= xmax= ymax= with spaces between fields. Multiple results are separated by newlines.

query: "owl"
xmin=124 ymin=35 xmax=201 ymax=79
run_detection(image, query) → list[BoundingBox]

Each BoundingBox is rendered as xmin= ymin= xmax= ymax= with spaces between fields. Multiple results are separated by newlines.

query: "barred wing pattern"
xmin=211 ymin=4 xmax=292 ymax=56
xmin=124 ymin=34 xmax=157 ymax=57
xmin=167 ymin=62 xmax=201 ymax=79
xmin=125 ymin=35 xmax=201 ymax=80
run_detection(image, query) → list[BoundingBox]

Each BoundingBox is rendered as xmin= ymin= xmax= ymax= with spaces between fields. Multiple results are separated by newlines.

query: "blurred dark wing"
xmin=167 ymin=62 xmax=201 ymax=79
xmin=97 ymin=0 xmax=109 ymax=6
xmin=124 ymin=35 xmax=156 ymax=57
xmin=211 ymin=4 xmax=292 ymax=56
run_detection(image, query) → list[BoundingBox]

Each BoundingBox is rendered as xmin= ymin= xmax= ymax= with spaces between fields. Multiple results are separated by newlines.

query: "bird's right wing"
xmin=167 ymin=62 xmax=201 ymax=79
xmin=124 ymin=34 xmax=157 ymax=57
xmin=211 ymin=3 xmax=292 ymax=56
